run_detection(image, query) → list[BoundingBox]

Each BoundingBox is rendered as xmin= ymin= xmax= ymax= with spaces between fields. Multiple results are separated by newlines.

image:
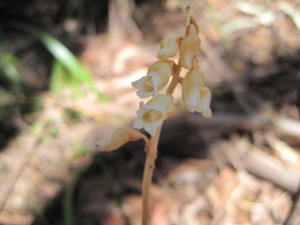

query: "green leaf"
xmin=13 ymin=24 xmax=109 ymax=101
xmin=39 ymin=33 xmax=93 ymax=85
xmin=0 ymin=52 xmax=22 ymax=92
xmin=72 ymin=146 xmax=89 ymax=158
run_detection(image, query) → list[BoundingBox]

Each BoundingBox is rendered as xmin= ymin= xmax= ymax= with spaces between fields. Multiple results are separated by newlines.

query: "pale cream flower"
xmin=96 ymin=127 xmax=148 ymax=152
xmin=132 ymin=60 xmax=174 ymax=98
xmin=148 ymin=60 xmax=174 ymax=76
xmin=179 ymin=24 xmax=200 ymax=69
xmin=133 ymin=94 xmax=175 ymax=136
xmin=157 ymin=38 xmax=179 ymax=59
xmin=182 ymin=69 xmax=212 ymax=117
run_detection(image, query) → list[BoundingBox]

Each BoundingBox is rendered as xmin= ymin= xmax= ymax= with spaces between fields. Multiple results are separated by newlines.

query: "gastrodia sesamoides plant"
xmin=96 ymin=5 xmax=212 ymax=225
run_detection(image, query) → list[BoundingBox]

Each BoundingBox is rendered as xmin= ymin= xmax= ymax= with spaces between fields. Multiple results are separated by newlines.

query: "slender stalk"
xmin=167 ymin=63 xmax=182 ymax=94
xmin=141 ymin=62 xmax=182 ymax=225
xmin=141 ymin=126 xmax=162 ymax=225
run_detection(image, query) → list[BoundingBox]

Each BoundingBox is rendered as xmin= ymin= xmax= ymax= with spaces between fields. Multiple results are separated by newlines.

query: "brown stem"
xmin=167 ymin=63 xmax=182 ymax=94
xmin=141 ymin=126 xmax=162 ymax=225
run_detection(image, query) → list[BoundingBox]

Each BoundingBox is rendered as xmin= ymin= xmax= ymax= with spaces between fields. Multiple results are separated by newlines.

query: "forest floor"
xmin=0 ymin=0 xmax=300 ymax=225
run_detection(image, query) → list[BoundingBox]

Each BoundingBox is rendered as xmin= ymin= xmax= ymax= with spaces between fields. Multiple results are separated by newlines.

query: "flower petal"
xmin=96 ymin=127 xmax=148 ymax=152
xmin=147 ymin=94 xmax=175 ymax=118
xmin=200 ymin=87 xmax=212 ymax=118
xmin=148 ymin=60 xmax=174 ymax=77
xmin=132 ymin=60 xmax=174 ymax=98
xmin=132 ymin=76 xmax=154 ymax=98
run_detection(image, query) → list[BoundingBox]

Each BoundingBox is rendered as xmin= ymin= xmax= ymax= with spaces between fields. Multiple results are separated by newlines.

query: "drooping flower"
xmin=181 ymin=69 xmax=212 ymax=117
xmin=147 ymin=60 xmax=174 ymax=77
xmin=133 ymin=94 xmax=175 ymax=136
xmin=132 ymin=60 xmax=174 ymax=98
xmin=96 ymin=127 xmax=148 ymax=152
xmin=157 ymin=38 xmax=179 ymax=59
xmin=179 ymin=23 xmax=201 ymax=69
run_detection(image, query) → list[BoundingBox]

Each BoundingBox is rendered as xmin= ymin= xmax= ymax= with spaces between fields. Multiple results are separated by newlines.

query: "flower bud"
xmin=132 ymin=60 xmax=174 ymax=98
xmin=186 ymin=22 xmax=199 ymax=35
xmin=179 ymin=34 xmax=201 ymax=69
xmin=133 ymin=94 xmax=175 ymax=136
xmin=96 ymin=127 xmax=148 ymax=152
xmin=157 ymin=38 xmax=179 ymax=59
xmin=182 ymin=69 xmax=212 ymax=117
xmin=185 ymin=6 xmax=192 ymax=25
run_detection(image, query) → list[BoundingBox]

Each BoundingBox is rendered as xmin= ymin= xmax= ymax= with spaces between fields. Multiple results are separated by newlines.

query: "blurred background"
xmin=0 ymin=0 xmax=300 ymax=224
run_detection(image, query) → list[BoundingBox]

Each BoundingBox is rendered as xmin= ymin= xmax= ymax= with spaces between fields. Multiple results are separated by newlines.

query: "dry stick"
xmin=211 ymin=141 xmax=300 ymax=194
xmin=185 ymin=112 xmax=300 ymax=138
xmin=141 ymin=63 xmax=182 ymax=225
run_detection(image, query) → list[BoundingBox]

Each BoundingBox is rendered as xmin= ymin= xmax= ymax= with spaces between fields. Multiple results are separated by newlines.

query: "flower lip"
xmin=132 ymin=76 xmax=154 ymax=98
xmin=142 ymin=109 xmax=163 ymax=122
xmin=143 ymin=77 xmax=154 ymax=92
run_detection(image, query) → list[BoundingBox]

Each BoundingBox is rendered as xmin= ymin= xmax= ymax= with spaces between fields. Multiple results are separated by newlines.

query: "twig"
xmin=170 ymin=112 xmax=300 ymax=138
xmin=211 ymin=141 xmax=300 ymax=194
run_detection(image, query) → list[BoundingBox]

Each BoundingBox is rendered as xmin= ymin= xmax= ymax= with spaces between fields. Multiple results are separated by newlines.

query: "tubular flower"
xmin=179 ymin=24 xmax=201 ymax=69
xmin=181 ymin=69 xmax=212 ymax=117
xmin=157 ymin=38 xmax=179 ymax=59
xmin=132 ymin=60 xmax=174 ymax=98
xmin=133 ymin=94 xmax=175 ymax=136
xmin=96 ymin=127 xmax=148 ymax=152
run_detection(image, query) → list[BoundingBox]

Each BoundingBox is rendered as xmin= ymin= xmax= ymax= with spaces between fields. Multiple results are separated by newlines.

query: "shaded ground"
xmin=0 ymin=0 xmax=300 ymax=225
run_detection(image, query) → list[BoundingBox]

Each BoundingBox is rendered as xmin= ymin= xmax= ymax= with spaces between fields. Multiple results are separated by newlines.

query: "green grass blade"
xmin=40 ymin=33 xmax=92 ymax=85
xmin=0 ymin=52 xmax=22 ymax=91
xmin=13 ymin=24 xmax=109 ymax=101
